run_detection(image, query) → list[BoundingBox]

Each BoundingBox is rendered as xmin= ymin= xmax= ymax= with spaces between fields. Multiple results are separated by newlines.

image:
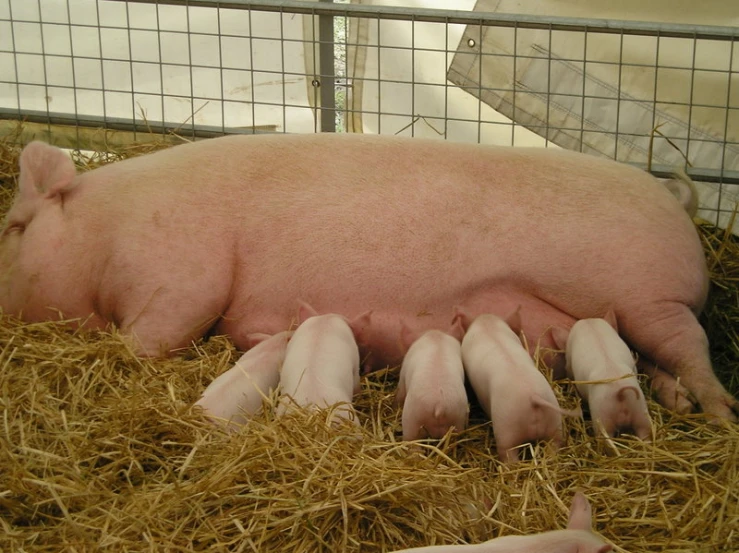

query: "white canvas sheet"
xmin=347 ymin=0 xmax=739 ymax=231
xmin=0 ymin=0 xmax=320 ymax=133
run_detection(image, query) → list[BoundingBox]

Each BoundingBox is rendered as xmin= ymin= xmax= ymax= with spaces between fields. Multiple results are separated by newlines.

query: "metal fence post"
xmin=318 ymin=0 xmax=336 ymax=132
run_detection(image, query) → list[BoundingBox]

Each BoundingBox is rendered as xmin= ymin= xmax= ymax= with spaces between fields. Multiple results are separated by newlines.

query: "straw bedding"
xmin=0 ymin=129 xmax=737 ymax=552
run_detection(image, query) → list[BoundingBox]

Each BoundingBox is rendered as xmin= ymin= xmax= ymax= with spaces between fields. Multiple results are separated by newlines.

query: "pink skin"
xmin=387 ymin=492 xmax=612 ymax=553
xmin=662 ymin=169 xmax=698 ymax=218
xmin=276 ymin=302 xmax=371 ymax=425
xmin=551 ymin=311 xmax=653 ymax=440
xmin=636 ymin=359 xmax=695 ymax=415
xmin=194 ymin=330 xmax=292 ymax=429
xmin=1 ymin=135 xmax=735 ymax=421
xmin=396 ymin=320 xmax=468 ymax=441
xmin=456 ymin=308 xmax=580 ymax=463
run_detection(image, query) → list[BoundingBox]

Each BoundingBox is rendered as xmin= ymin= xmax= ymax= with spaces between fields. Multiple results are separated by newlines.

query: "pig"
xmin=551 ymin=311 xmax=653 ymax=440
xmin=396 ymin=321 xmax=468 ymax=440
xmin=194 ymin=330 xmax=292 ymax=429
xmin=276 ymin=302 xmax=370 ymax=425
xmin=1 ymin=134 xmax=736 ymax=421
xmin=456 ymin=308 xmax=580 ymax=463
xmin=386 ymin=491 xmax=612 ymax=553
xmin=662 ymin=167 xmax=698 ymax=219
xmin=636 ymin=360 xmax=695 ymax=415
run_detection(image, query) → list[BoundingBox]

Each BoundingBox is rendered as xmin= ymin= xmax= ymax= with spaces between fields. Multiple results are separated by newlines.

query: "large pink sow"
xmin=1 ymin=133 xmax=735 ymax=421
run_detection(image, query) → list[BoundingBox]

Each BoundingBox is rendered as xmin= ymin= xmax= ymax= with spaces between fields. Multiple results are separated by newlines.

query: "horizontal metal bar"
xmin=0 ymin=107 xmax=276 ymax=141
xmin=645 ymin=165 xmax=739 ymax=186
xmin=3 ymin=45 xmax=736 ymax=77
xmin=106 ymin=0 xmax=739 ymax=41
xmin=4 ymin=107 xmax=738 ymax=184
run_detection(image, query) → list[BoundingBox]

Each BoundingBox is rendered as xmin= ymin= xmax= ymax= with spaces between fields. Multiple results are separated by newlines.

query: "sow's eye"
xmin=2 ymin=222 xmax=26 ymax=236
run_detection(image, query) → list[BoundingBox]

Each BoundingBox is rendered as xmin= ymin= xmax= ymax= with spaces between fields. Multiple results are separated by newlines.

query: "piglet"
xmin=551 ymin=311 xmax=653 ymax=440
xmin=396 ymin=321 xmax=469 ymax=441
xmin=456 ymin=308 xmax=579 ymax=463
xmin=277 ymin=302 xmax=371 ymax=426
xmin=386 ymin=491 xmax=612 ymax=552
xmin=194 ymin=330 xmax=292 ymax=429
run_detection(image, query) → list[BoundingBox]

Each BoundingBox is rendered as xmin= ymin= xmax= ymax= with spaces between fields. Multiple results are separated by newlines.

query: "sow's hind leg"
xmin=636 ymin=358 xmax=695 ymax=415
xmin=620 ymin=301 xmax=738 ymax=421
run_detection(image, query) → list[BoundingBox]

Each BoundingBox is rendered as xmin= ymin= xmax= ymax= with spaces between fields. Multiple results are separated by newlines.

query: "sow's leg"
xmin=621 ymin=301 xmax=738 ymax=422
xmin=637 ymin=359 xmax=695 ymax=415
xmin=123 ymin=312 xmax=218 ymax=357
xmin=117 ymin=287 xmax=224 ymax=357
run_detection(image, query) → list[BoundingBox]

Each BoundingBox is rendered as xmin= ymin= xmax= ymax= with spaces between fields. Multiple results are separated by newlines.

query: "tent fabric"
xmin=346 ymin=0 xmax=739 ymax=231
xmin=0 ymin=0 xmax=321 ymax=133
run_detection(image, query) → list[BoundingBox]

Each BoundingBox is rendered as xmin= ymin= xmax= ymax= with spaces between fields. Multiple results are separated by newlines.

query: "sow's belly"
xmin=218 ymin=265 xmax=582 ymax=371
xmin=211 ymin=134 xmax=702 ymax=367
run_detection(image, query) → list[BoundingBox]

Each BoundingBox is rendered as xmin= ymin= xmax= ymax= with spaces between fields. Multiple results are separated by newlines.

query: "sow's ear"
xmin=18 ymin=141 xmax=77 ymax=201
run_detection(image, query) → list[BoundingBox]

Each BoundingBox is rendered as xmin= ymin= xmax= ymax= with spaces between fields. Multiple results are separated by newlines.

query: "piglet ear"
xmin=398 ymin=320 xmax=419 ymax=354
xmin=550 ymin=325 xmax=570 ymax=351
xmin=348 ymin=310 xmax=372 ymax=346
xmin=297 ymin=300 xmax=319 ymax=324
xmin=18 ymin=141 xmax=77 ymax=200
xmin=448 ymin=317 xmax=465 ymax=342
xmin=603 ymin=309 xmax=619 ymax=332
xmin=247 ymin=330 xmax=293 ymax=349
xmin=505 ymin=305 xmax=523 ymax=335
xmin=452 ymin=306 xmax=474 ymax=332
xmin=566 ymin=491 xmax=593 ymax=532
xmin=245 ymin=333 xmax=272 ymax=349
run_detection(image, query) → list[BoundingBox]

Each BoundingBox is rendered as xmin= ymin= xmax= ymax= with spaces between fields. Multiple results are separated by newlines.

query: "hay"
xmin=0 ymin=127 xmax=738 ymax=552
xmin=699 ymin=214 xmax=739 ymax=397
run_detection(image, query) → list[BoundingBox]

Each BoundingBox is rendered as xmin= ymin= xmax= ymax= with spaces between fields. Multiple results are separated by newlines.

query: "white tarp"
xmin=346 ymin=0 xmax=739 ymax=231
xmin=345 ymin=0 xmax=549 ymax=145
xmin=0 ymin=0 xmax=321 ymax=133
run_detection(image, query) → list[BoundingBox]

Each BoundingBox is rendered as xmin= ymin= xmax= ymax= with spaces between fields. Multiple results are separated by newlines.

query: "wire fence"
xmin=1 ymin=0 xmax=737 ymax=226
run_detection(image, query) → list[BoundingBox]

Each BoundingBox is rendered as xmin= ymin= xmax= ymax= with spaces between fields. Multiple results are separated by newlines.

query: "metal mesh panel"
xmin=1 ymin=0 xmax=737 ymax=227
